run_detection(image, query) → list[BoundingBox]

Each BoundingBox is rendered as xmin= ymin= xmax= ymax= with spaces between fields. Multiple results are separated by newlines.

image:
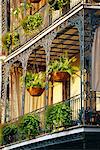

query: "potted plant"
xmin=48 ymin=0 xmax=69 ymax=10
xmin=2 ymin=123 xmax=18 ymax=145
xmin=46 ymin=102 xmax=72 ymax=132
xmin=19 ymin=114 xmax=40 ymax=139
xmin=2 ymin=31 xmax=20 ymax=53
xmin=21 ymin=13 xmax=43 ymax=33
xmin=25 ymin=72 xmax=45 ymax=96
xmin=47 ymin=53 xmax=79 ymax=82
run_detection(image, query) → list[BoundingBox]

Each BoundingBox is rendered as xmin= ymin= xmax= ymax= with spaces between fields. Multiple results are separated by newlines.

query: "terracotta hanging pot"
xmin=50 ymin=72 xmax=69 ymax=82
xmin=27 ymin=87 xmax=44 ymax=96
xmin=30 ymin=0 xmax=41 ymax=3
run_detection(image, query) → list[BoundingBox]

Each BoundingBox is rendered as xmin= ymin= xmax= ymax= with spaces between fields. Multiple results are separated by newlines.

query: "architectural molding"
xmin=3 ymin=126 xmax=100 ymax=150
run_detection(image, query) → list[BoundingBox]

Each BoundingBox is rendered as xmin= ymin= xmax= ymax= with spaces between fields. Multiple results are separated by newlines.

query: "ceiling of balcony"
xmin=27 ymin=26 xmax=80 ymax=71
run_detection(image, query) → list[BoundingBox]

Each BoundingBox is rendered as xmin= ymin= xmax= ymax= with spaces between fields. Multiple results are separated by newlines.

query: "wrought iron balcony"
xmin=2 ymin=0 xmax=100 ymax=55
xmin=0 ymin=94 xmax=100 ymax=147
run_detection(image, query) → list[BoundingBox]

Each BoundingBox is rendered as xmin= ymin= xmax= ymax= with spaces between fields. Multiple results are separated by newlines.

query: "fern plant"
xmin=48 ymin=53 xmax=79 ymax=76
xmin=25 ymin=72 xmax=46 ymax=89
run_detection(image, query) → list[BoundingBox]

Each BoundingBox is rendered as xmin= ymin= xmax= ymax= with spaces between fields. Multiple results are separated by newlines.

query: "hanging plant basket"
xmin=27 ymin=87 xmax=44 ymax=96
xmin=21 ymin=13 xmax=43 ymax=33
xmin=30 ymin=0 xmax=41 ymax=3
xmin=50 ymin=72 xmax=69 ymax=82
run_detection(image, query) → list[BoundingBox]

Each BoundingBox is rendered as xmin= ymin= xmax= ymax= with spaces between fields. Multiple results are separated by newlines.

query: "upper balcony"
xmin=2 ymin=0 xmax=100 ymax=56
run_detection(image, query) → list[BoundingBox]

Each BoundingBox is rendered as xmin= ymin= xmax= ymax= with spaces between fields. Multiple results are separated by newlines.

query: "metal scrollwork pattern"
xmin=41 ymin=30 xmax=57 ymax=106
xmin=68 ymin=10 xmax=84 ymax=115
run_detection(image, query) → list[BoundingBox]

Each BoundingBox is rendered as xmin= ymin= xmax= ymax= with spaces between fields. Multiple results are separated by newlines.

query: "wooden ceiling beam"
xmin=52 ymin=42 xmax=79 ymax=46
xmin=51 ymin=46 xmax=79 ymax=51
xmin=57 ymin=38 xmax=79 ymax=41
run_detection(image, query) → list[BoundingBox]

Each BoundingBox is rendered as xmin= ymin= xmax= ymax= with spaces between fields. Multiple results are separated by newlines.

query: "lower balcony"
xmin=0 ymin=95 xmax=100 ymax=149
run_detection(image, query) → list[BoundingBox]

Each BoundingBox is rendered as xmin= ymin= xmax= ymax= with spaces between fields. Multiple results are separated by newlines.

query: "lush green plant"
xmin=2 ymin=123 xmax=18 ymax=144
xmin=48 ymin=0 xmax=69 ymax=10
xmin=12 ymin=31 xmax=20 ymax=45
xmin=0 ymin=114 xmax=40 ymax=145
xmin=21 ymin=13 xmax=43 ymax=33
xmin=47 ymin=53 xmax=79 ymax=75
xmin=25 ymin=72 xmax=46 ymax=89
xmin=2 ymin=31 xmax=20 ymax=51
xmin=46 ymin=102 xmax=72 ymax=131
xmin=19 ymin=114 xmax=40 ymax=139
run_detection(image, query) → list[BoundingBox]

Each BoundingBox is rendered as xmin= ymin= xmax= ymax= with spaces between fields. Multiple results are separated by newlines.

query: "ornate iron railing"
xmin=0 ymin=94 xmax=100 ymax=147
xmin=4 ymin=0 xmax=99 ymax=54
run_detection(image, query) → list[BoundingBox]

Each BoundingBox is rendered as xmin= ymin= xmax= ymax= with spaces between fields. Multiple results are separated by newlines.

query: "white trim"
xmin=83 ymin=2 xmax=100 ymax=9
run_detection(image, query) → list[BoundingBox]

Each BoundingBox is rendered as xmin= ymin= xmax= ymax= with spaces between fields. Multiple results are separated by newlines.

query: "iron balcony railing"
xmin=0 ymin=94 xmax=100 ymax=147
xmin=4 ymin=0 xmax=99 ymax=54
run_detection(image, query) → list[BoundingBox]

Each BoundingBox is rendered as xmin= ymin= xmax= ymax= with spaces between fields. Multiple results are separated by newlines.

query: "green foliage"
xmin=46 ymin=102 xmax=72 ymax=131
xmin=12 ymin=7 xmax=20 ymax=18
xmin=0 ymin=114 xmax=40 ymax=145
xmin=48 ymin=0 xmax=69 ymax=10
xmin=12 ymin=2 xmax=32 ymax=18
xmin=12 ymin=31 xmax=20 ymax=45
xmin=25 ymin=72 xmax=46 ymax=89
xmin=2 ymin=31 xmax=20 ymax=51
xmin=48 ymin=53 xmax=79 ymax=75
xmin=2 ymin=123 xmax=18 ymax=144
xmin=2 ymin=32 xmax=12 ymax=50
xmin=21 ymin=13 xmax=43 ymax=33
xmin=19 ymin=114 xmax=40 ymax=139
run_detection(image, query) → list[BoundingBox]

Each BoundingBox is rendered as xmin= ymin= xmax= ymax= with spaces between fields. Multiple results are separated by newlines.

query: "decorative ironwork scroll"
xmin=1 ymin=6 xmax=99 ymax=123
xmin=18 ymin=49 xmax=33 ymax=115
xmin=84 ymin=9 xmax=100 ymax=114
xmin=68 ymin=10 xmax=84 ymax=117
xmin=41 ymin=30 xmax=57 ymax=106
xmin=68 ymin=9 xmax=100 ymax=124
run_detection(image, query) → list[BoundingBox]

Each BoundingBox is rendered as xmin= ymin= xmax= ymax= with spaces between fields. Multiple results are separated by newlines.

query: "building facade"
xmin=0 ymin=0 xmax=100 ymax=149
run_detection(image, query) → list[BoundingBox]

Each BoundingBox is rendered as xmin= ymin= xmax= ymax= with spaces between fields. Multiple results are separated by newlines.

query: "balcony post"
xmin=19 ymin=49 xmax=32 ymax=116
xmin=84 ymin=9 xmax=99 ymax=124
xmin=68 ymin=10 xmax=85 ymax=124
xmin=68 ymin=9 xmax=99 ymax=125
xmin=41 ymin=31 xmax=57 ymax=107
xmin=1 ymin=62 xmax=10 ymax=123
